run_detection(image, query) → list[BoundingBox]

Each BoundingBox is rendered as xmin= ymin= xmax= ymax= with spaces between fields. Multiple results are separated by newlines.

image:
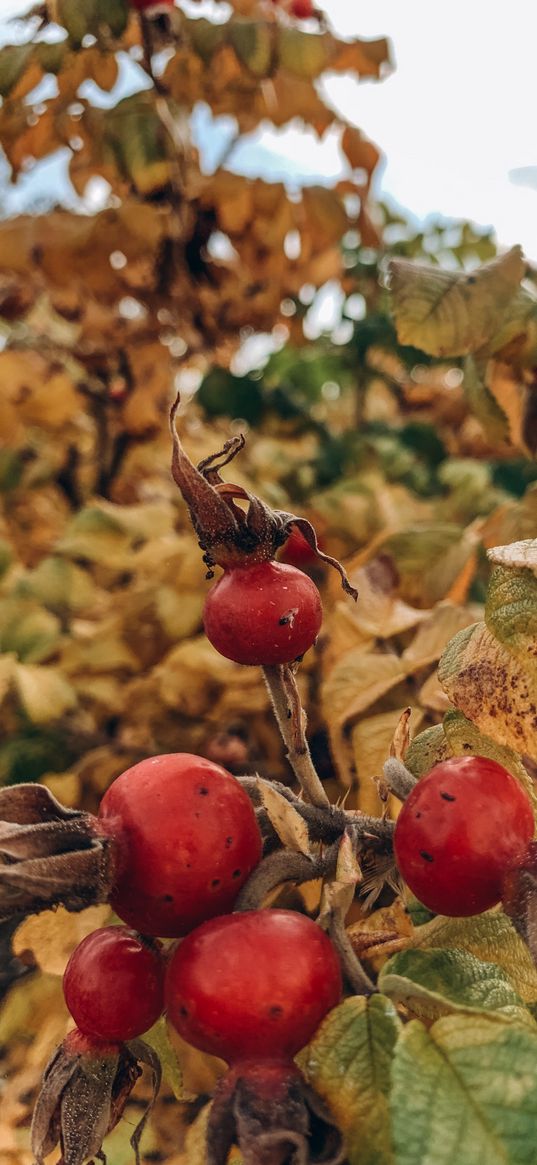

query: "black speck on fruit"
xmin=269 ymin=1005 xmax=284 ymax=1018
xmin=420 ymin=850 xmax=434 ymax=863
xmin=162 ymin=894 xmax=173 ymax=903
xmin=225 ymin=837 xmax=233 ymax=848
xmin=211 ymin=878 xmax=221 ymax=889
xmin=179 ymin=1006 xmax=189 ymax=1018
xmin=232 ymin=869 xmax=242 ymax=879
xmin=415 ymin=811 xmax=422 ymax=818
xmin=440 ymin=791 xmax=456 ymax=801
xmin=199 ymin=787 xmax=209 ymax=796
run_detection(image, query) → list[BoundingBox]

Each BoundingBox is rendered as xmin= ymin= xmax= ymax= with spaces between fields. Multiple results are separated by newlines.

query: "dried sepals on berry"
xmin=169 ymin=397 xmax=357 ymax=598
xmin=0 ymin=784 xmax=114 ymax=925
xmin=206 ymin=1061 xmax=345 ymax=1165
xmin=31 ymin=1028 xmax=161 ymax=1165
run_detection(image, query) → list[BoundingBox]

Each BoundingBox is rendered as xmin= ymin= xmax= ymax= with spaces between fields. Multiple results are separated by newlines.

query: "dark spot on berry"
xmin=179 ymin=1006 xmax=189 ymax=1018
xmin=186 ymin=863 xmax=192 ymax=869
xmin=199 ymin=787 xmax=209 ymax=796
xmin=232 ymin=869 xmax=242 ymax=879
xmin=420 ymin=850 xmax=434 ymax=863
xmin=269 ymin=1005 xmax=284 ymax=1018
xmin=211 ymin=878 xmax=221 ymax=889
xmin=194 ymin=811 xmax=201 ymax=819
xmin=440 ymin=791 xmax=456 ymax=801
xmin=161 ymin=894 xmax=174 ymax=903
xmin=225 ymin=837 xmax=233 ymax=848
xmin=415 ymin=811 xmax=422 ymax=819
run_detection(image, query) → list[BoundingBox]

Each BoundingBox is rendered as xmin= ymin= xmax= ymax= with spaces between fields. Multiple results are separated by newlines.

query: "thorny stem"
xmin=328 ymin=909 xmax=375 ymax=996
xmin=239 ymin=776 xmax=396 ymax=847
xmin=263 ymin=666 xmax=330 ymax=809
xmin=235 ymin=843 xmax=340 ymax=912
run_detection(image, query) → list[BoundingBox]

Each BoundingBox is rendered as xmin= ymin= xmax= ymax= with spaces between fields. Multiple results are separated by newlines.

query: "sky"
xmin=0 ymin=0 xmax=536 ymax=257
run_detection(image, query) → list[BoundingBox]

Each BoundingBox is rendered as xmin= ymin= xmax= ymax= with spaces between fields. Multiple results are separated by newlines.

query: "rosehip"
xmin=129 ymin=0 xmax=173 ymax=10
xmin=63 ymin=926 xmax=164 ymax=1042
xmin=166 ymin=909 xmax=342 ymax=1063
xmin=278 ymin=528 xmax=319 ymax=568
xmin=394 ymin=755 xmax=534 ymax=916
xmin=98 ymin=754 xmax=262 ymax=937
xmin=290 ymin=0 xmax=315 ymax=16
xmin=203 ymin=561 xmax=323 ymax=666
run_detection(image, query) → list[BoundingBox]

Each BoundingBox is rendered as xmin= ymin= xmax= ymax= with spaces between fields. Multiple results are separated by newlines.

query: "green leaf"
xmin=0 ymin=44 xmax=35 ymax=97
xmin=16 ymin=557 xmax=96 ymax=614
xmin=388 ymin=245 xmax=525 ymax=357
xmin=379 ymin=947 xmax=533 ymax=1026
xmin=0 ymin=599 xmax=61 ymax=663
xmin=391 ymin=1014 xmax=537 ymax=1165
xmin=56 ymin=506 xmax=131 ymax=568
xmin=463 ymin=356 xmax=509 ymax=442
xmin=143 ymin=1016 xmax=183 ymax=1100
xmin=485 ymin=564 xmax=537 ymax=677
xmin=379 ymin=523 xmax=476 ymax=607
xmin=229 ymin=21 xmax=273 ymax=77
xmin=405 ymin=724 xmax=451 ymax=779
xmin=300 ymin=995 xmax=400 ymax=1165
xmin=410 ymin=912 xmax=537 ymax=1004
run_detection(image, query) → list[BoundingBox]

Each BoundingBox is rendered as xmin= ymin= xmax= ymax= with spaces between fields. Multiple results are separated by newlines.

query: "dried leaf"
xmin=260 ymin=782 xmax=311 ymax=855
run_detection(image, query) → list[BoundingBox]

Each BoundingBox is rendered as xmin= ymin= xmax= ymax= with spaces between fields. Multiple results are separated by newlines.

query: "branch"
xmin=235 ymin=843 xmax=339 ymax=912
xmin=382 ymin=757 xmax=417 ymax=801
xmin=263 ymin=666 xmax=329 ymax=808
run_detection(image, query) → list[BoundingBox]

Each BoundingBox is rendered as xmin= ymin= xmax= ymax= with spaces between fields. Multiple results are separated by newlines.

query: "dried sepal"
xmin=31 ymin=1028 xmax=161 ymax=1165
xmin=0 ymin=784 xmax=114 ymax=924
xmin=170 ymin=397 xmax=357 ymax=598
xmin=206 ymin=1062 xmax=345 ymax=1165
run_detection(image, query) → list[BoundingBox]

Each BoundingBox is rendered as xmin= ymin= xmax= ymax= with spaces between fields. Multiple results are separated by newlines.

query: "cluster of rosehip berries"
xmin=61 ymin=752 xmax=341 ymax=1080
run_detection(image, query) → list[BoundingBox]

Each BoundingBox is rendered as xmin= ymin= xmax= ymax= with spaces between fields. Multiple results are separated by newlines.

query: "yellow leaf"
xmin=389 ymin=245 xmax=525 ymax=357
xmin=14 ymin=663 xmax=77 ymax=724
xmin=351 ymin=707 xmax=424 ymax=815
xmin=260 ymin=782 xmax=311 ymax=855
xmin=13 ymin=905 xmax=111 ymax=976
xmin=439 ymin=621 xmax=537 ymax=761
xmin=402 ymin=603 xmax=478 ymax=672
xmin=322 ymin=649 xmax=407 ymax=730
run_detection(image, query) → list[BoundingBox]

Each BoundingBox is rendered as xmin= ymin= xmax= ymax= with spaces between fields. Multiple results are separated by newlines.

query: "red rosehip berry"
xmin=98 ymin=754 xmax=262 ymax=937
xmin=394 ymin=755 xmax=534 ymax=917
xmin=289 ymin=0 xmax=314 ymax=17
xmin=63 ymin=926 xmax=164 ymax=1042
xmin=278 ymin=528 xmax=319 ymax=568
xmin=129 ymin=0 xmax=173 ymax=9
xmin=203 ymin=561 xmax=323 ymax=666
xmin=166 ymin=909 xmax=342 ymax=1063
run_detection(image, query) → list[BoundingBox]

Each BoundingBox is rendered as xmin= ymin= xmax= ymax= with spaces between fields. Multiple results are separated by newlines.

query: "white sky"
xmin=0 ymin=0 xmax=536 ymax=257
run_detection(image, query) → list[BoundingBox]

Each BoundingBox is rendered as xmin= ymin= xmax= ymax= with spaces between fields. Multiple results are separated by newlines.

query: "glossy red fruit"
xmin=203 ymin=561 xmax=323 ymax=666
xmin=130 ymin=0 xmax=173 ymax=10
xmin=166 ymin=909 xmax=342 ymax=1063
xmin=98 ymin=754 xmax=262 ymax=937
xmin=278 ymin=529 xmax=319 ymax=568
xmin=394 ymin=755 xmax=534 ymax=917
xmin=289 ymin=0 xmax=314 ymax=16
xmin=63 ymin=927 xmax=164 ymax=1042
